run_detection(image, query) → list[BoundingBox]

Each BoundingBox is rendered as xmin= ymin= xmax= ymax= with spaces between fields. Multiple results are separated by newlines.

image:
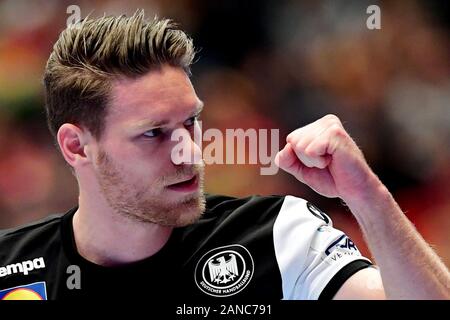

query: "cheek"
xmin=126 ymin=146 xmax=173 ymax=179
xmin=106 ymin=137 xmax=175 ymax=177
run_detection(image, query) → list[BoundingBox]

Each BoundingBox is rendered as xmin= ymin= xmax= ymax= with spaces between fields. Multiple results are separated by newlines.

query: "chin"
xmin=135 ymin=192 xmax=206 ymax=227
xmin=172 ymin=198 xmax=205 ymax=227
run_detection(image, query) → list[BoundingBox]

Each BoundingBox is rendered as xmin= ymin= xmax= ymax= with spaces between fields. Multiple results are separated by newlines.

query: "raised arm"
xmin=275 ymin=114 xmax=450 ymax=299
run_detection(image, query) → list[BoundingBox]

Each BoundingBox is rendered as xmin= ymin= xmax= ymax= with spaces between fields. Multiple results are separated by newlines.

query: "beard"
xmin=95 ymin=150 xmax=206 ymax=227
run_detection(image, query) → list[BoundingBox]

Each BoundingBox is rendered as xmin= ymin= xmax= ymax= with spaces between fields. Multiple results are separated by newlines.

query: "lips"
xmin=166 ymin=174 xmax=199 ymax=192
xmin=169 ymin=174 xmax=196 ymax=186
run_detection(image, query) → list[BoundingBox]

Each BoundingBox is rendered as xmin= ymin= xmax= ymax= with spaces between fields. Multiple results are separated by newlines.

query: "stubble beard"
xmin=95 ymin=150 xmax=206 ymax=227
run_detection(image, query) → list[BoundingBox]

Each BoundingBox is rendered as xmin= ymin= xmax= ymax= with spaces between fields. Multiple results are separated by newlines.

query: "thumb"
xmin=275 ymin=143 xmax=303 ymax=178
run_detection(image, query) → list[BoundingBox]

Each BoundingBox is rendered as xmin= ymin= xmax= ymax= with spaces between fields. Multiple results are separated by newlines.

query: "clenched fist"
xmin=275 ymin=114 xmax=379 ymax=201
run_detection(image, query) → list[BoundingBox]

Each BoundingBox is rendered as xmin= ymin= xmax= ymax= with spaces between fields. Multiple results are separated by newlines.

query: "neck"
xmin=73 ymin=191 xmax=172 ymax=267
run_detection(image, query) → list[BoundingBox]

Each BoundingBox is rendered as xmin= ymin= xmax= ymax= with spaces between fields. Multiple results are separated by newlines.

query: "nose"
xmin=170 ymin=127 xmax=202 ymax=165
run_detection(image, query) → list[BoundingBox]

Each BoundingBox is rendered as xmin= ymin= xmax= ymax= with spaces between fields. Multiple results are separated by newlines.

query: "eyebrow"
xmin=132 ymin=101 xmax=204 ymax=130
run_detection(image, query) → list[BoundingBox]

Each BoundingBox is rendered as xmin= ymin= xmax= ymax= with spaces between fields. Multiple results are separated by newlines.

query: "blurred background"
xmin=0 ymin=0 xmax=448 ymax=266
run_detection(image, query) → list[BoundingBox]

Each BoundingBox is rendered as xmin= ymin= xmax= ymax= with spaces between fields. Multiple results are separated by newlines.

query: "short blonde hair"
xmin=44 ymin=10 xmax=195 ymax=139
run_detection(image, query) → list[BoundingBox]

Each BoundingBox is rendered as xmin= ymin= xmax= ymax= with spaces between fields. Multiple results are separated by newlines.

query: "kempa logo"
xmin=0 ymin=257 xmax=45 ymax=278
xmin=194 ymin=244 xmax=254 ymax=297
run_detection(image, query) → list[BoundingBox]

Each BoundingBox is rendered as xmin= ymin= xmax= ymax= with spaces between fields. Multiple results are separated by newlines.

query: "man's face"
xmin=90 ymin=65 xmax=205 ymax=227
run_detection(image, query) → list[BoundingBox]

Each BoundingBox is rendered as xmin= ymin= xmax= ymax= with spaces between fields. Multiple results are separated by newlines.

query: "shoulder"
xmin=205 ymin=193 xmax=286 ymax=218
xmin=0 ymin=212 xmax=66 ymax=264
xmin=0 ymin=214 xmax=63 ymax=239
xmin=203 ymin=193 xmax=296 ymax=230
xmin=204 ymin=193 xmax=331 ymax=226
xmin=190 ymin=193 xmax=331 ymax=241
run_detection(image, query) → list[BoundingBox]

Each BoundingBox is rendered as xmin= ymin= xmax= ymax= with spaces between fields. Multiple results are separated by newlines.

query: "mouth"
xmin=166 ymin=174 xmax=199 ymax=193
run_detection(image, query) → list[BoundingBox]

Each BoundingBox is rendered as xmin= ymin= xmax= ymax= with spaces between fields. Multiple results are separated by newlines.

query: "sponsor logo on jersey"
xmin=0 ymin=257 xmax=45 ymax=278
xmin=194 ymin=244 xmax=254 ymax=297
xmin=0 ymin=281 xmax=47 ymax=300
xmin=325 ymin=234 xmax=361 ymax=261
xmin=307 ymin=202 xmax=330 ymax=224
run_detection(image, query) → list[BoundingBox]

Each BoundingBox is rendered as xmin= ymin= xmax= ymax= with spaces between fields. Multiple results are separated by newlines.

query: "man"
xmin=0 ymin=11 xmax=448 ymax=301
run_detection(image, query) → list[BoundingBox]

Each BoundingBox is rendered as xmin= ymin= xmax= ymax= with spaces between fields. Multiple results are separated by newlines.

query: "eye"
xmin=184 ymin=115 xmax=199 ymax=127
xmin=142 ymin=128 xmax=162 ymax=138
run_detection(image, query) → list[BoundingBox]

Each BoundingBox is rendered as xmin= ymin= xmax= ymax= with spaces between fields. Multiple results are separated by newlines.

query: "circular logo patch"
xmin=194 ymin=244 xmax=254 ymax=297
xmin=307 ymin=202 xmax=330 ymax=224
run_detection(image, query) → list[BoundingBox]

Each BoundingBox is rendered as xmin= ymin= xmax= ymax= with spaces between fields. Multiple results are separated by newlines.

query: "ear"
xmin=57 ymin=124 xmax=93 ymax=169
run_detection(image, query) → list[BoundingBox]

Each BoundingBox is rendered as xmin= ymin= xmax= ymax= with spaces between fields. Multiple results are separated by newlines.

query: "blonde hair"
xmin=44 ymin=10 xmax=195 ymax=139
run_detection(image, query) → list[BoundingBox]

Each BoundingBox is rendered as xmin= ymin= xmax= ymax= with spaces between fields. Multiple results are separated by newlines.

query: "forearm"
xmin=345 ymin=175 xmax=450 ymax=299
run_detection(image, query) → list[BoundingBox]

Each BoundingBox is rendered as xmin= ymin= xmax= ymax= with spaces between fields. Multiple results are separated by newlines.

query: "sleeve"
xmin=273 ymin=195 xmax=372 ymax=300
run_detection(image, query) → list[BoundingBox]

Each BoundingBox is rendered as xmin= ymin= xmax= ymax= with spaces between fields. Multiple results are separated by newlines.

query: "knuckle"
xmin=286 ymin=134 xmax=294 ymax=144
xmin=304 ymin=144 xmax=317 ymax=157
xmin=295 ymin=139 xmax=308 ymax=152
xmin=329 ymin=123 xmax=345 ymax=136
xmin=324 ymin=114 xmax=340 ymax=123
xmin=287 ymin=128 xmax=302 ymax=143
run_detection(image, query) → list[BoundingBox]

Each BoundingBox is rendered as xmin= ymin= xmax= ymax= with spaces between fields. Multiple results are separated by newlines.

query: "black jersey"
xmin=0 ymin=194 xmax=372 ymax=300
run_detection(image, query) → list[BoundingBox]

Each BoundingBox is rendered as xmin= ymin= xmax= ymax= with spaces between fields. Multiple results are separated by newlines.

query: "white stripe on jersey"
xmin=273 ymin=195 xmax=372 ymax=300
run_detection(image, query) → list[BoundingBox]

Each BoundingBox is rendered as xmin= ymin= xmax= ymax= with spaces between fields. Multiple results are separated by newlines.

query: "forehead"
xmin=108 ymin=65 xmax=199 ymax=123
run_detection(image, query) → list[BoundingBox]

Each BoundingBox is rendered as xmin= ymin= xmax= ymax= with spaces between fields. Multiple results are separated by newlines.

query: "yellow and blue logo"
xmin=0 ymin=282 xmax=47 ymax=300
